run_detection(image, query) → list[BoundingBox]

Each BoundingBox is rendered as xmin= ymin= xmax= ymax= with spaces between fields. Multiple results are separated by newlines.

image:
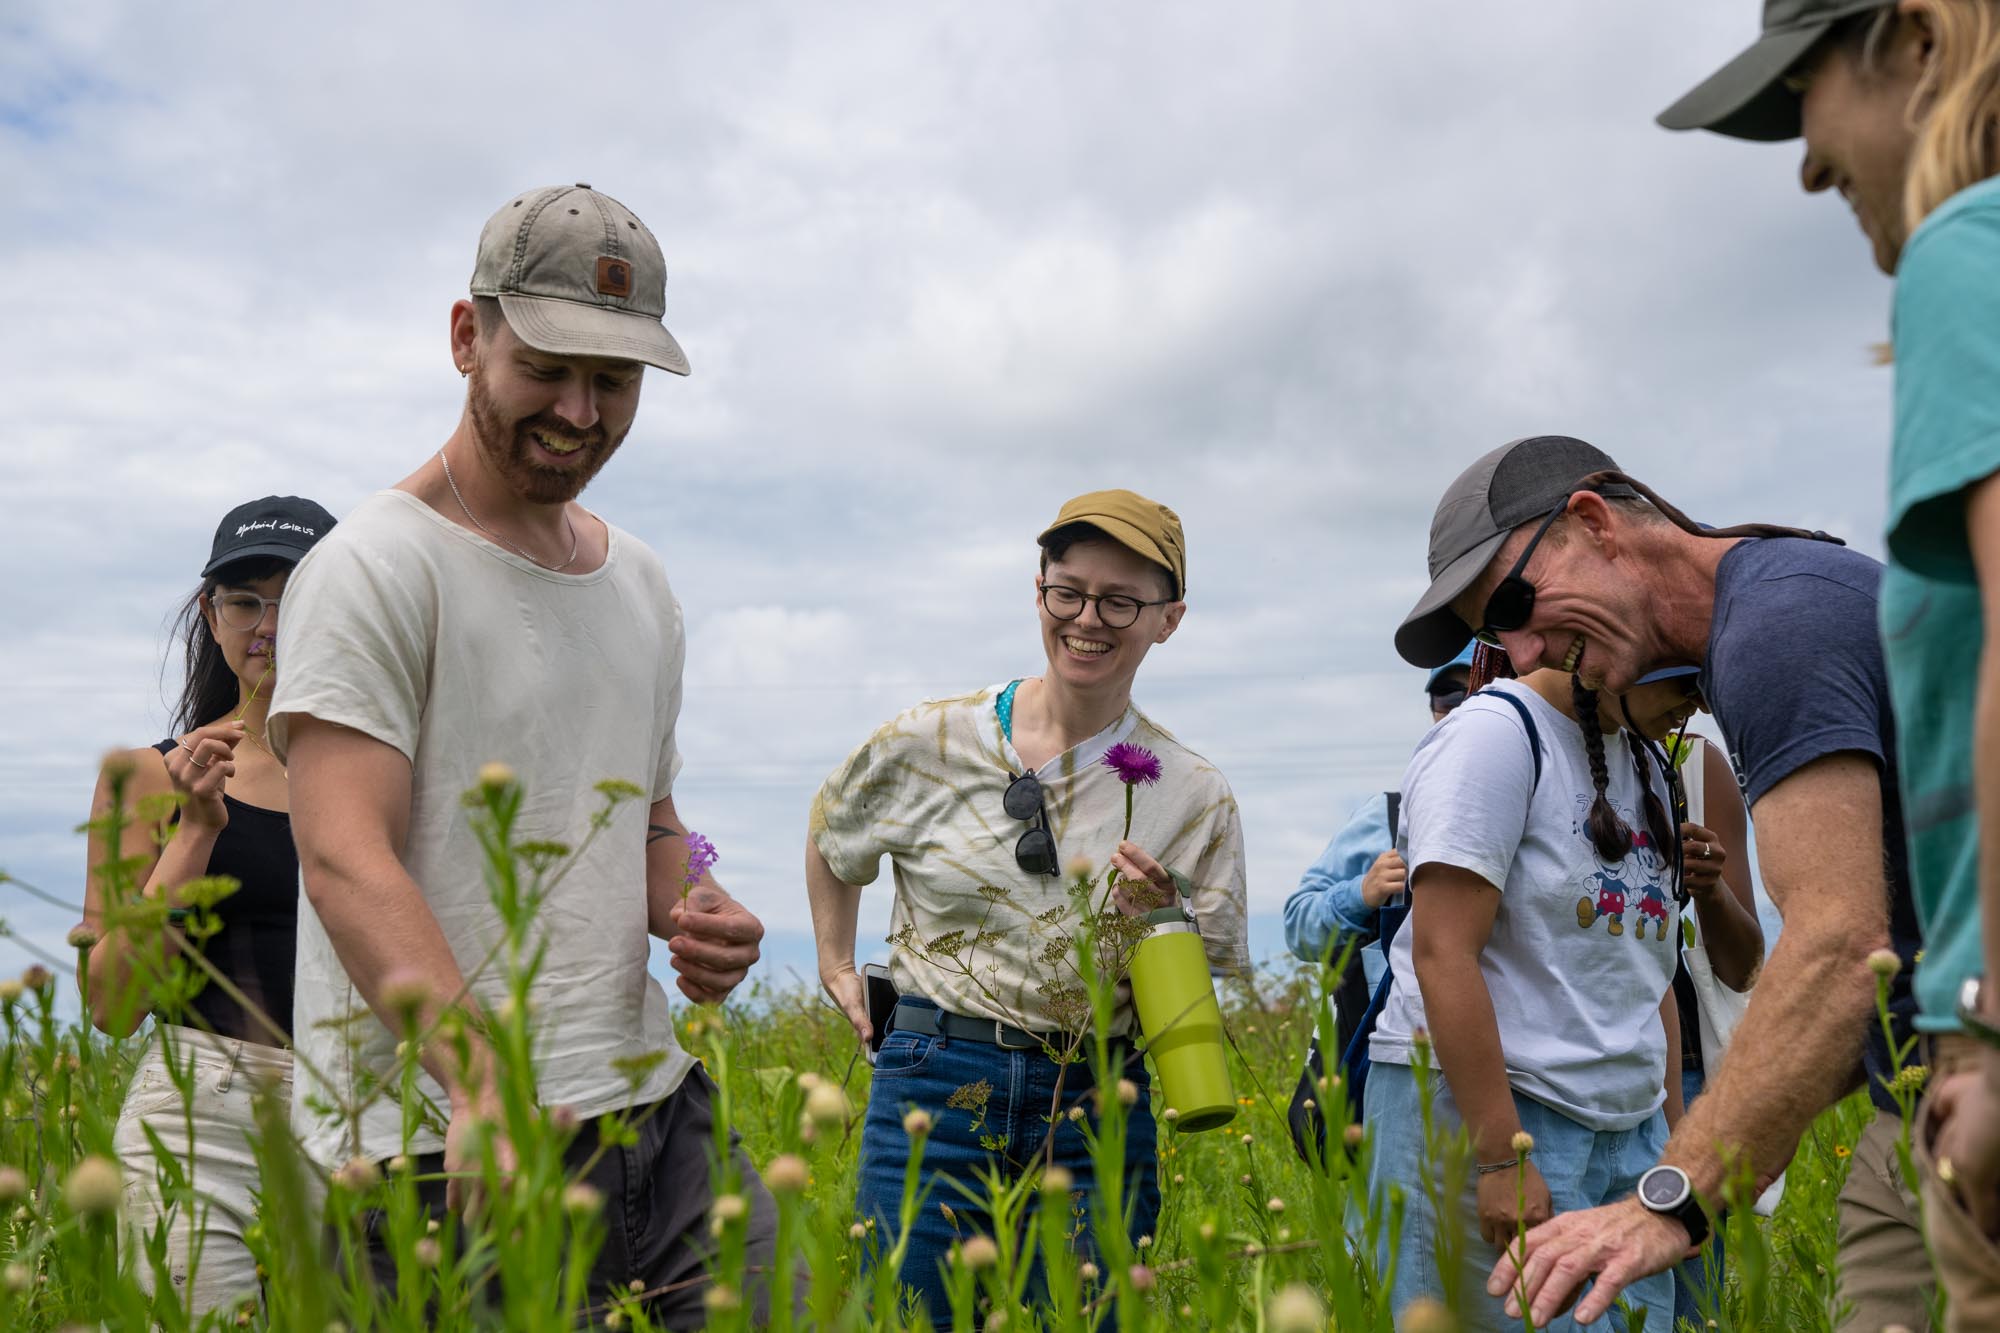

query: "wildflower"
xmin=987 ymin=1314 xmax=1009 ymax=1331
xmin=1128 ymin=1264 xmax=1156 ymax=1291
xmin=1240 ymin=1134 xmax=1254 ymax=1148
xmin=1172 ymin=1173 xmax=1185 ymax=1184
xmin=63 ymin=1156 xmax=122 ymax=1218
xmin=3 ymin=1263 xmax=28 ymax=1294
xmin=704 ymin=1283 xmax=741 ymax=1312
xmin=101 ymin=749 xmax=138 ymax=782
xmin=764 ymin=1154 xmax=809 ymax=1195
xmin=0 ymin=979 xmax=20 ymax=1004
xmin=476 ymin=761 xmax=516 ymax=792
xmin=806 ymin=1083 xmax=851 ymax=1128
xmin=683 ymin=831 xmax=720 ymax=895
xmin=1834 ymin=1144 xmax=1852 ymax=1159
xmin=1198 ymin=1221 xmax=1217 ymax=1242
xmin=1239 ymin=1173 xmax=1252 ymax=1185
xmin=1079 ymin=1261 xmax=1100 ymax=1281
xmin=1162 ymin=1107 xmax=1180 ymax=1123
xmin=0 ymin=1166 xmax=27 ymax=1204
xmin=412 ymin=1237 xmax=441 ymax=1267
xmin=379 ymin=970 xmax=434 ymax=1023
xmin=550 ymin=1103 xmax=580 ymax=1134
xmin=903 ymin=1108 xmax=933 ymax=1137
xmin=333 ymin=1157 xmax=382 ymax=1193
xmin=956 ymin=1236 xmax=999 ymax=1269
xmin=1067 ymin=1105 xmax=1086 ymax=1122
xmin=1891 ymin=1065 xmax=1931 ymax=1097
xmin=849 ymin=1222 xmax=867 ymax=1240
xmin=1269 ymin=1283 xmax=1326 ymax=1333
xmin=1266 ymin=1196 xmax=1285 ymax=1213
xmin=1511 ymin=1130 xmax=1535 ymax=1155
xmin=387 ymin=1155 xmax=413 ymax=1174
xmin=604 ymin=1314 xmax=626 ymax=1331
xmin=1103 ymin=743 xmax=1163 ymax=786
xmin=630 ymin=1278 xmax=646 ymax=1293
xmin=712 ymin=1193 xmax=749 ymax=1224
xmin=1401 ymin=1297 xmax=1454 ymax=1333
xmin=20 ymin=965 xmax=52 ymax=993
xmin=1137 ymin=1234 xmax=1153 ymax=1249
xmin=1301 ymin=1098 xmax=1316 ymax=1112
xmin=1041 ymin=1166 xmax=1075 ymax=1194
xmin=1867 ymin=949 xmax=1903 ymax=979
xmin=1115 ymin=1078 xmax=1139 ymax=1107
xmin=1065 ymin=855 xmax=1096 ymax=880
xmin=67 ymin=925 xmax=98 ymax=950
xmin=1343 ymin=1124 xmax=1365 ymax=1149
xmin=564 ymin=1183 xmax=604 ymax=1216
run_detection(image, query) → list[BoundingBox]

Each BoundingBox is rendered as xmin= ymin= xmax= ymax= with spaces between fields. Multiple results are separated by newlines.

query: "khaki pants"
xmin=1836 ymin=1107 xmax=1936 ymax=1332
xmin=1916 ymin=1035 xmax=2000 ymax=1333
xmin=114 ymin=1026 xmax=293 ymax=1317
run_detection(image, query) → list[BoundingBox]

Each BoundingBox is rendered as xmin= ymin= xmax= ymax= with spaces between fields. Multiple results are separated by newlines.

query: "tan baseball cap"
xmin=1039 ymin=489 xmax=1187 ymax=598
xmin=470 ymin=183 xmax=689 ymax=375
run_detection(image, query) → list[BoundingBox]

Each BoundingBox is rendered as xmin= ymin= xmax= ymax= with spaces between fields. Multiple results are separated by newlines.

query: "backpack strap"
xmin=1470 ymin=686 xmax=1543 ymax=792
xmin=1384 ymin=790 xmax=1402 ymax=846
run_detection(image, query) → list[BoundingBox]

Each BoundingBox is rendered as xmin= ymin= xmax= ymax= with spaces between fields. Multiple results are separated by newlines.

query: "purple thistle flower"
xmin=1102 ymin=743 xmax=1162 ymax=786
xmin=683 ymin=831 xmax=719 ymax=892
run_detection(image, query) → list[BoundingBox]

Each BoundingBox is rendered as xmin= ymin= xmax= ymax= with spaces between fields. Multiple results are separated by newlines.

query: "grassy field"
xmin=0 ymin=772 xmax=1889 ymax=1331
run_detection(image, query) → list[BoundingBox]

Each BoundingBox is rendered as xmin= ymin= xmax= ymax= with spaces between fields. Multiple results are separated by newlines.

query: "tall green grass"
xmin=0 ymin=769 xmax=1885 ymax=1330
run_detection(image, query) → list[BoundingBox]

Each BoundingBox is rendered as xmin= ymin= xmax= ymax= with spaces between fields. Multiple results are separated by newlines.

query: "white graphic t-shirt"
xmin=1369 ymin=680 xmax=1679 ymax=1131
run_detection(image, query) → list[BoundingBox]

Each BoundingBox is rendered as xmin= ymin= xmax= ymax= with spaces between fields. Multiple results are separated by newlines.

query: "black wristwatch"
xmin=1957 ymin=976 xmax=2000 ymax=1052
xmin=1636 ymin=1165 xmax=1709 ymax=1247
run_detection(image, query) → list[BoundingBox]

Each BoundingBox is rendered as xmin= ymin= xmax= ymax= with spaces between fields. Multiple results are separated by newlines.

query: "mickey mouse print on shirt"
xmin=1571 ymin=792 xmax=1676 ymax=942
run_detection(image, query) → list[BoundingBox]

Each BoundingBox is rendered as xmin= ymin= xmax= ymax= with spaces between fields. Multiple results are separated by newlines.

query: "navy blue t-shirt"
xmin=1704 ymin=538 xmax=1919 ymax=1115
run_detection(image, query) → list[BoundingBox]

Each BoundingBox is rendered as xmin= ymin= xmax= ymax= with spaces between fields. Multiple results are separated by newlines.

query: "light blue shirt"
xmin=1283 ymin=792 xmax=1393 ymax=990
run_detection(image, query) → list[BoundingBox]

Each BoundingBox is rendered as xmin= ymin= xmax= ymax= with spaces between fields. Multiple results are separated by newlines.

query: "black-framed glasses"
xmin=209 ymin=588 xmax=282 ymax=631
xmin=1003 ymin=772 xmax=1059 ymax=877
xmin=1038 ymin=583 xmax=1174 ymax=630
xmin=1473 ymin=502 xmax=1567 ymax=648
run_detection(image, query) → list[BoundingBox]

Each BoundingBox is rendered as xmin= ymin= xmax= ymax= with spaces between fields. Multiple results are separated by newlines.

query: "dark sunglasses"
xmin=1003 ymin=772 xmax=1059 ymax=878
xmin=1473 ymin=502 xmax=1567 ymax=648
xmin=1427 ymin=686 xmax=1468 ymax=714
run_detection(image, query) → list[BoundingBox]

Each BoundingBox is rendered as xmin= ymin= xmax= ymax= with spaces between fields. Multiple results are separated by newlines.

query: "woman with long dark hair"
xmin=1363 ymin=646 xmax=1696 ymax=1331
xmin=77 ymin=495 xmax=333 ymax=1315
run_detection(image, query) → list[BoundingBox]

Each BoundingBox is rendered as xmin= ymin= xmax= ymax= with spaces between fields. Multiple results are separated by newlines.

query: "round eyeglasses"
xmin=210 ymin=589 xmax=282 ymax=632
xmin=1039 ymin=583 xmax=1174 ymax=630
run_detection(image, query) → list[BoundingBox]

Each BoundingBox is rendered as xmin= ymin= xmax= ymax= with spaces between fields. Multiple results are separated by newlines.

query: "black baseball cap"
xmin=1656 ymin=0 xmax=1892 ymax=141
xmin=1395 ymin=436 xmax=1636 ymax=669
xmin=202 ymin=496 xmax=337 ymax=578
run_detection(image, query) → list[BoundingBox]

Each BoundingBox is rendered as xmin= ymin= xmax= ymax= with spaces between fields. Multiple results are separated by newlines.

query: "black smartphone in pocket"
xmin=862 ymin=962 xmax=897 ymax=1061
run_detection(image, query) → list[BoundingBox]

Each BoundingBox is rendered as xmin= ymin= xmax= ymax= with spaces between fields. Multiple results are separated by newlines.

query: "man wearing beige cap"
xmin=269 ymin=185 xmax=778 ymax=1323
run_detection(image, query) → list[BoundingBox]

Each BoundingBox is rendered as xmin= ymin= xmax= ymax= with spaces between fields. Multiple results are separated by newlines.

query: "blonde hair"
xmin=1901 ymin=0 xmax=2000 ymax=232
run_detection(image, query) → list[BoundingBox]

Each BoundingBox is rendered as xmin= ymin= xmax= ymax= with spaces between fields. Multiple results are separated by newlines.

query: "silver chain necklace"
xmin=437 ymin=449 xmax=579 ymax=571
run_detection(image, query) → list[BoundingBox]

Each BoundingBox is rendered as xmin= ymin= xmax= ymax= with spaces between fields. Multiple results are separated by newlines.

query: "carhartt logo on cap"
xmin=595 ymin=257 xmax=632 ymax=298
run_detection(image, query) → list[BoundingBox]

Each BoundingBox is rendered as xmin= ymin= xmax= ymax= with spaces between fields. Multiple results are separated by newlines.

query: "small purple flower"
xmin=1102 ymin=743 xmax=1162 ymax=786
xmin=683 ymin=831 xmax=719 ymax=893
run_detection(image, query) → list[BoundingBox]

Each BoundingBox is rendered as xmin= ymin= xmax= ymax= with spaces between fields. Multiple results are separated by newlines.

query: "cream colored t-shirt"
xmin=269 ymin=490 xmax=694 ymax=1167
xmin=810 ymin=685 xmax=1249 ymax=1034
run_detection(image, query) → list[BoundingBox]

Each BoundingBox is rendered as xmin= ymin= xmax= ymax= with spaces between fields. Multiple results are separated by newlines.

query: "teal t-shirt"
xmin=1881 ymin=174 xmax=2000 ymax=1032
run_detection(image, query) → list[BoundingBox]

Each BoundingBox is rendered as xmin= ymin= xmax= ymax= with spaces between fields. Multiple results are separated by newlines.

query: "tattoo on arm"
xmin=647 ymin=824 xmax=683 ymax=845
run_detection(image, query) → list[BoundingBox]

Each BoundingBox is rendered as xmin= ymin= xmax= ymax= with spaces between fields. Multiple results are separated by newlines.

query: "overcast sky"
xmin=2 ymin=2 xmax=1884 ymax=1003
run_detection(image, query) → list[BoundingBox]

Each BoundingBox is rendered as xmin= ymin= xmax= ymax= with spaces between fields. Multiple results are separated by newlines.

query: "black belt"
xmin=889 ymin=1001 xmax=1062 ymax=1052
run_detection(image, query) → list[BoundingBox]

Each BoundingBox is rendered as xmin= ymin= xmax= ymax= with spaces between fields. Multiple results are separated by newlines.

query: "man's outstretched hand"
xmin=666 ymin=885 xmax=764 ymax=1003
xmin=1485 ymin=1196 xmax=1692 ymax=1326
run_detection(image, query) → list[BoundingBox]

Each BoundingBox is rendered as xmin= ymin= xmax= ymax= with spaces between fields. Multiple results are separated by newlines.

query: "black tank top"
xmin=151 ymin=739 xmax=298 ymax=1045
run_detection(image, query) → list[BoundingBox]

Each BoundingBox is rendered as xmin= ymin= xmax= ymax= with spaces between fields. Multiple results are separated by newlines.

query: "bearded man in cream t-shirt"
xmin=268 ymin=185 xmax=776 ymax=1326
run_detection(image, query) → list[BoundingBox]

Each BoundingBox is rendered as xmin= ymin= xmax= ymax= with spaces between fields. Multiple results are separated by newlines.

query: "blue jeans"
xmin=855 ymin=1000 xmax=1161 ymax=1318
xmin=1363 ymin=1061 xmax=1672 ymax=1332
xmin=1672 ymin=1067 xmax=1727 ymax=1330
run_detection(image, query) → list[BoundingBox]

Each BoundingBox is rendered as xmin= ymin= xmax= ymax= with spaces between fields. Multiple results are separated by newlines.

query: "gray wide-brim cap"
xmin=471 ymin=183 xmax=691 ymax=375
xmin=1656 ymin=0 xmax=1891 ymax=141
xmin=1394 ymin=435 xmax=1627 ymax=669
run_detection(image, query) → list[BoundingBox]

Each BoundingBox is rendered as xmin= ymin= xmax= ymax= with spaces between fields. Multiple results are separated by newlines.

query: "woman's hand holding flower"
xmin=1109 ymin=841 xmax=1177 ymax=917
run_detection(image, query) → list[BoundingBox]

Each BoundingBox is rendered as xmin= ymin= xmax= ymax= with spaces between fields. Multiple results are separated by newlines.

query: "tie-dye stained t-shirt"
xmin=810 ymin=684 xmax=1248 ymax=1034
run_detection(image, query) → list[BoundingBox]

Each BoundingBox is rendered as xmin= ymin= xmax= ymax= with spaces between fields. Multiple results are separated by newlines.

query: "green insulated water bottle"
xmin=1130 ymin=905 xmax=1236 ymax=1132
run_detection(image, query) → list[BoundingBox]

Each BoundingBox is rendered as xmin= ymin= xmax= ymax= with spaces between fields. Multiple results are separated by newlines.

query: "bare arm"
xmin=1661 ymin=989 xmax=1685 ymax=1130
xmin=1684 ymin=742 xmax=1763 ymax=990
xmin=1411 ymin=864 xmax=1520 ymax=1163
xmin=286 ymin=716 xmax=481 ymax=1097
xmin=805 ymin=836 xmax=872 ymax=1043
xmin=79 ymin=728 xmax=242 ymax=1037
xmin=1662 ymin=752 xmax=1886 ymax=1200
xmin=644 ymin=794 xmax=763 ymax=1004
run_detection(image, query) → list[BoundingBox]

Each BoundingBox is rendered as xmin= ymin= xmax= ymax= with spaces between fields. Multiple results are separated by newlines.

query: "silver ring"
xmin=1697 ymin=841 xmax=1711 ymax=861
